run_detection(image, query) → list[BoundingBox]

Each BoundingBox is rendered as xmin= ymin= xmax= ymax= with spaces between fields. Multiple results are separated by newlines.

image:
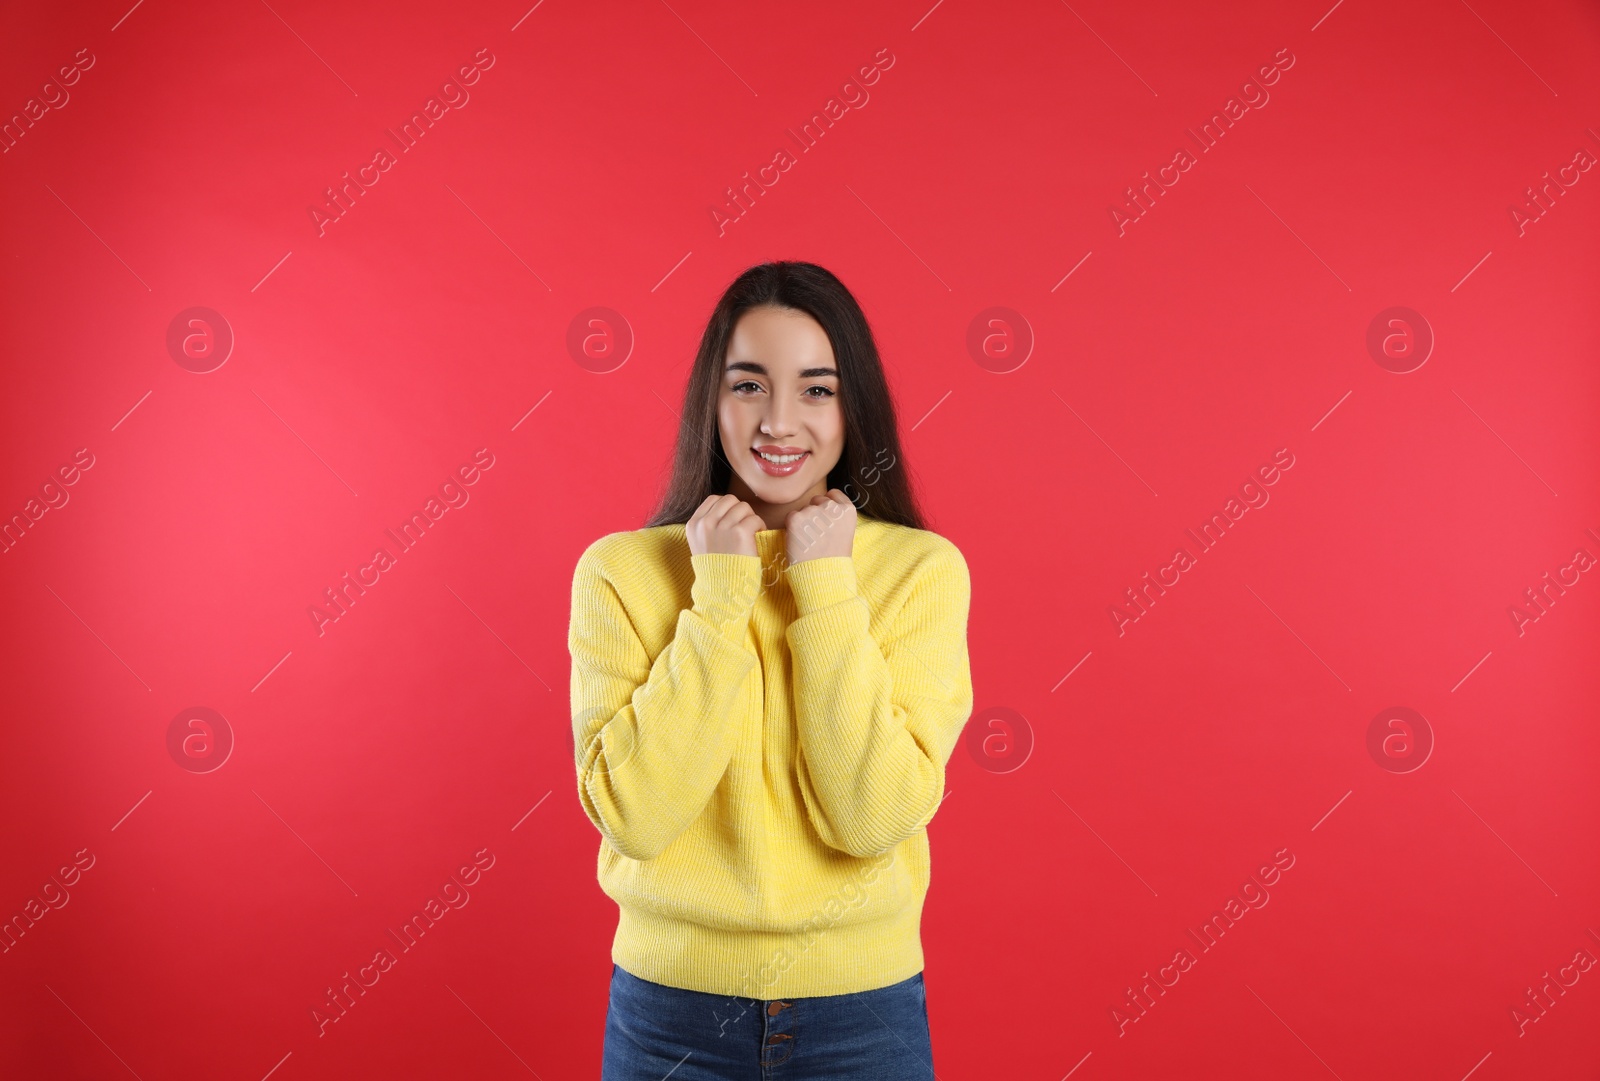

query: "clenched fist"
xmin=785 ymin=489 xmax=856 ymax=566
xmin=686 ymin=494 xmax=764 ymax=557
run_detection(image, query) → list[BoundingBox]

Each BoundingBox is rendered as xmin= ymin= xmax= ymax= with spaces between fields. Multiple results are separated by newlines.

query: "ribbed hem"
xmin=785 ymin=555 xmax=859 ymax=614
xmin=611 ymin=898 xmax=925 ymax=1000
xmin=688 ymin=552 xmax=762 ymax=642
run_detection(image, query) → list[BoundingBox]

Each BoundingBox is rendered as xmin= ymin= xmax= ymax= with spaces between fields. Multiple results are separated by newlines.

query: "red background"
xmin=2 ymin=0 xmax=1598 ymax=1077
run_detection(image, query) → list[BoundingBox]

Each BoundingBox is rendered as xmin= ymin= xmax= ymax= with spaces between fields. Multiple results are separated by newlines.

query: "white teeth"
xmin=757 ymin=450 xmax=806 ymax=464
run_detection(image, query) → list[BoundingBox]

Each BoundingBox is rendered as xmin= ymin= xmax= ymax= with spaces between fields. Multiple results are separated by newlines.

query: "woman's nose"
xmin=761 ymin=404 xmax=796 ymax=436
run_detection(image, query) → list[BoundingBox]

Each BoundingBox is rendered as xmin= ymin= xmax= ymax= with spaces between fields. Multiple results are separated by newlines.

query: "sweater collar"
xmin=754 ymin=516 xmax=878 ymax=564
xmin=754 ymin=527 xmax=787 ymax=562
xmin=672 ymin=517 xmax=879 ymax=563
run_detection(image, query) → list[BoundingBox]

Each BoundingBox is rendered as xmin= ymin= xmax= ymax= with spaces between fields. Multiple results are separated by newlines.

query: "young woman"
xmin=567 ymin=261 xmax=973 ymax=1080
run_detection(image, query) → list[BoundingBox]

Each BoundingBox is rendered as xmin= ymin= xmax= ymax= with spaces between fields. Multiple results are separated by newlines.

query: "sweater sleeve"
xmin=568 ymin=544 xmax=763 ymax=861
xmin=784 ymin=540 xmax=973 ymax=858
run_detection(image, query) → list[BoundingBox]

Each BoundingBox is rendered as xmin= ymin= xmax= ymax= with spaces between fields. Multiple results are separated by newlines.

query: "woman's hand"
xmin=686 ymin=494 xmax=763 ymax=557
xmin=785 ymin=489 xmax=857 ymax=566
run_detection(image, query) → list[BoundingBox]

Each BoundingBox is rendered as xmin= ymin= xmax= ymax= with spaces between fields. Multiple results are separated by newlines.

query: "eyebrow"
xmin=725 ymin=361 xmax=840 ymax=378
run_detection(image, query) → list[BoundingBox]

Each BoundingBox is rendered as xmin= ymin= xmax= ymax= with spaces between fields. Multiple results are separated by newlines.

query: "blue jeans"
xmin=601 ymin=963 xmax=935 ymax=1080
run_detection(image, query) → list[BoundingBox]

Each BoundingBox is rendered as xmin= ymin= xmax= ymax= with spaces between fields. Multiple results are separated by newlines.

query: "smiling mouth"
xmin=751 ymin=447 xmax=809 ymax=476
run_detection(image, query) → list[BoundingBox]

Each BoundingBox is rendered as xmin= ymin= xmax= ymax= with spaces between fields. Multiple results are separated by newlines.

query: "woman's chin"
xmin=743 ymin=471 xmax=804 ymax=499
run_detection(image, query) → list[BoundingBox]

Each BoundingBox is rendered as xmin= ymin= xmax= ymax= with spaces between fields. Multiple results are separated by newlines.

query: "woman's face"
xmin=718 ymin=305 xmax=845 ymax=531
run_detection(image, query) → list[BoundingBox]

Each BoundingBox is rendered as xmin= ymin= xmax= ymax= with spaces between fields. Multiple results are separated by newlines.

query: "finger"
xmin=705 ymin=497 xmax=737 ymax=529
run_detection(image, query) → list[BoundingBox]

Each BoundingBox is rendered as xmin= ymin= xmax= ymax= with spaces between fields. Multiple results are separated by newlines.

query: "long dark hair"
xmin=644 ymin=261 xmax=927 ymax=531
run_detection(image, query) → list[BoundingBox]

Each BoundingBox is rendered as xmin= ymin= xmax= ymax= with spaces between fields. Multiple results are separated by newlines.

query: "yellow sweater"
xmin=566 ymin=515 xmax=973 ymax=999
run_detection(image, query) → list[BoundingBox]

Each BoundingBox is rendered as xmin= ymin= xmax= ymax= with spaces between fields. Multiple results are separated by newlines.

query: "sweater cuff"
xmin=689 ymin=553 xmax=763 ymax=638
xmin=785 ymin=556 xmax=858 ymax=614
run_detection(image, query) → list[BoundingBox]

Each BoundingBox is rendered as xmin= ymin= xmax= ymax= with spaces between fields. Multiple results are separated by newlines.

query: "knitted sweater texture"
xmin=566 ymin=516 xmax=973 ymax=999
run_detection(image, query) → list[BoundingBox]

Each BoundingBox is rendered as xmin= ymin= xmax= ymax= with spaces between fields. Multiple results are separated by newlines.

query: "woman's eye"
xmin=730 ymin=380 xmax=832 ymax=398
